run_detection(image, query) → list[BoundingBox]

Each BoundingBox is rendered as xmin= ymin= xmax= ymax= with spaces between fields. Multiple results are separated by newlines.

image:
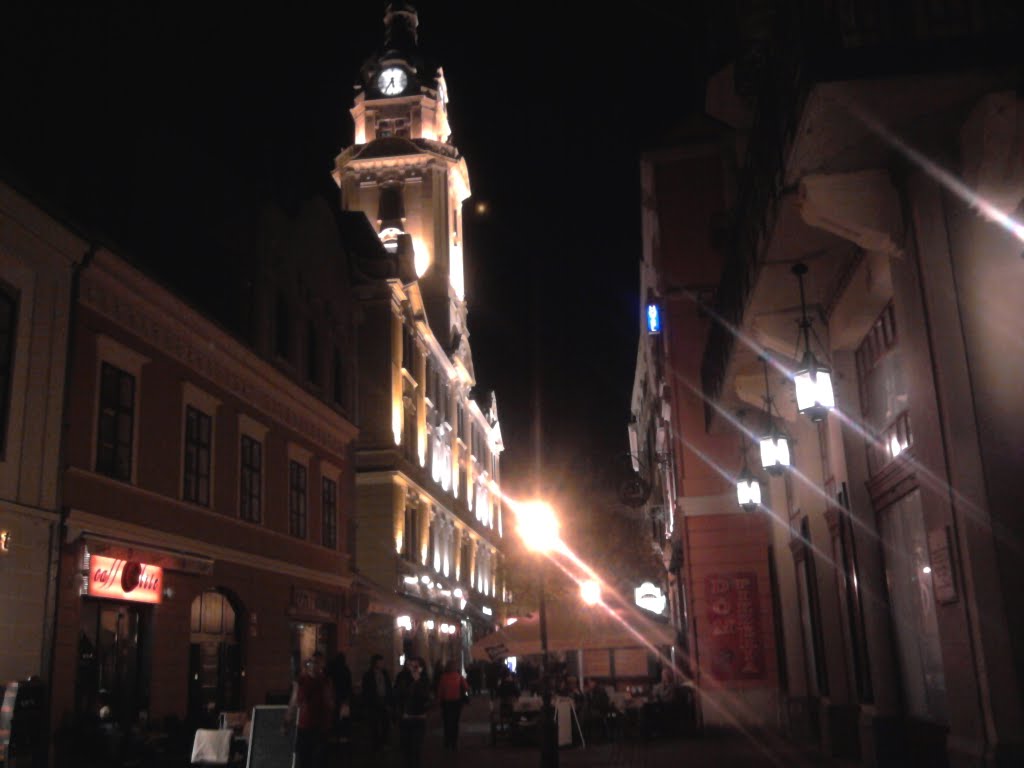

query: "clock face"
xmin=377 ymin=67 xmax=408 ymax=96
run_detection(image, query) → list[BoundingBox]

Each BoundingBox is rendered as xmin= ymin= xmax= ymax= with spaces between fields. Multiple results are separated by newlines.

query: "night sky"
xmin=1 ymin=3 xmax=707 ymax=496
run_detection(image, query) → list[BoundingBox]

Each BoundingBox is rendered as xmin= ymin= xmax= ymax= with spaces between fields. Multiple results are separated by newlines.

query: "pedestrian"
xmin=394 ymin=656 xmax=432 ymax=768
xmin=361 ymin=654 xmax=392 ymax=752
xmin=286 ymin=652 xmax=334 ymax=768
xmin=326 ymin=652 xmax=353 ymax=745
xmin=437 ymin=660 xmax=470 ymax=750
xmin=467 ymin=662 xmax=482 ymax=696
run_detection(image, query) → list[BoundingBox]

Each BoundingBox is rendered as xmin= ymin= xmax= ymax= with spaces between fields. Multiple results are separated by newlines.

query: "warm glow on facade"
xmin=413 ymin=236 xmax=431 ymax=278
xmin=450 ymin=242 xmax=465 ymax=299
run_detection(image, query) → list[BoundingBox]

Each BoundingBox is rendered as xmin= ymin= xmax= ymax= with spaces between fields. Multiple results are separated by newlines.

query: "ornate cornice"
xmin=81 ymin=251 xmax=358 ymax=458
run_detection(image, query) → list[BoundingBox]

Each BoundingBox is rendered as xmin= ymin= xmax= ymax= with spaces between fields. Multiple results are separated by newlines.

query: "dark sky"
xmin=1 ymin=2 xmax=707 ymax=494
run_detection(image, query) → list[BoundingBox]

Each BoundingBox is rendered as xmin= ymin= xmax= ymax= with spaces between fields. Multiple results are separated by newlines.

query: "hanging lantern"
xmin=759 ymin=430 xmax=791 ymax=474
xmin=791 ymin=263 xmax=835 ymax=422
xmin=758 ymin=356 xmax=792 ymax=474
xmin=735 ymin=411 xmax=761 ymax=512
xmin=736 ymin=466 xmax=761 ymax=512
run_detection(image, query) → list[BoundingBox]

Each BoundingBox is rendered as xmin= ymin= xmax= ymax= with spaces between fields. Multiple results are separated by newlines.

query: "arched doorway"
xmin=188 ymin=589 xmax=243 ymax=724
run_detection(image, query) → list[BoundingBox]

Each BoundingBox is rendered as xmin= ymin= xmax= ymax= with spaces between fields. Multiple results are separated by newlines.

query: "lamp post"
xmin=515 ymin=501 xmax=561 ymax=768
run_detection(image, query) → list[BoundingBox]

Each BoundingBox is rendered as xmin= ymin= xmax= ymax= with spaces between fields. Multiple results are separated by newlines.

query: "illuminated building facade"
xmin=336 ymin=3 xmax=508 ymax=675
xmin=0 ymin=184 xmax=84 ymax=688
xmin=47 ymin=202 xmax=361 ymax=743
xmin=631 ymin=122 xmax=782 ymax=727
xmin=638 ymin=4 xmax=1024 ymax=766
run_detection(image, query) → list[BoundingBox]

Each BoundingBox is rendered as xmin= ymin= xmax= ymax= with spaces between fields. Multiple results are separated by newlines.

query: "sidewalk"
xmin=344 ymin=694 xmax=858 ymax=768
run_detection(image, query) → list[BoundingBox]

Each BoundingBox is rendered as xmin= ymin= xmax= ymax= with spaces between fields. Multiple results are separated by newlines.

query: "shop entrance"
xmin=76 ymin=598 xmax=152 ymax=725
xmin=188 ymin=589 xmax=242 ymax=725
xmin=289 ymin=622 xmax=334 ymax=680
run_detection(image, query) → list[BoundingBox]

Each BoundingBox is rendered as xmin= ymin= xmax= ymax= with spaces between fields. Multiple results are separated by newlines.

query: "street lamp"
xmin=580 ymin=579 xmax=601 ymax=606
xmin=513 ymin=500 xmax=560 ymax=768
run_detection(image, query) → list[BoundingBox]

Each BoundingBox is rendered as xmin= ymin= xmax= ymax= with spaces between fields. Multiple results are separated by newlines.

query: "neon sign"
xmin=88 ymin=555 xmax=163 ymax=604
xmin=646 ymin=304 xmax=661 ymax=334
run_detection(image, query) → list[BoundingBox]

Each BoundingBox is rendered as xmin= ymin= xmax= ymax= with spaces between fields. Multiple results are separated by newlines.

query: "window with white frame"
xmin=181 ymin=383 xmax=219 ymax=507
xmin=238 ymin=413 xmax=267 ymax=524
xmin=287 ymin=443 xmax=312 ymax=539
xmin=94 ymin=335 xmax=148 ymax=484
xmin=321 ymin=461 xmax=341 ymax=550
xmin=183 ymin=406 xmax=212 ymax=506
xmin=322 ymin=476 xmax=337 ymax=549
xmin=403 ymin=504 xmax=420 ymax=563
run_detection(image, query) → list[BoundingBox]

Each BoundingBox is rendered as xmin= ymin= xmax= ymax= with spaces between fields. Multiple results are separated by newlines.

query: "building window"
xmin=240 ymin=435 xmax=262 ymax=523
xmin=878 ymin=489 xmax=948 ymax=722
xmin=96 ymin=362 xmax=135 ymax=482
xmin=855 ymin=302 xmax=910 ymax=474
xmin=427 ymin=513 xmax=438 ymax=572
xmin=377 ymin=117 xmax=410 ymax=138
xmin=0 ymin=284 xmax=17 ymax=455
xmin=322 ymin=477 xmax=337 ymax=549
xmin=306 ymin=321 xmax=319 ymax=385
xmin=275 ymin=293 xmax=290 ymax=360
xmin=402 ymin=324 xmax=416 ymax=375
xmin=183 ymin=406 xmax=212 ymax=506
xmin=460 ymin=534 xmax=472 ymax=585
xmin=403 ymin=505 xmax=419 ymax=562
xmin=289 ymin=460 xmax=308 ymax=539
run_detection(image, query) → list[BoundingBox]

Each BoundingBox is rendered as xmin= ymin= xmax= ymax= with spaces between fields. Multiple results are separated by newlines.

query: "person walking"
xmin=437 ymin=660 xmax=470 ymax=750
xmin=361 ymin=654 xmax=392 ymax=752
xmin=326 ymin=652 xmax=353 ymax=751
xmin=394 ymin=657 xmax=432 ymax=768
xmin=286 ymin=652 xmax=334 ymax=768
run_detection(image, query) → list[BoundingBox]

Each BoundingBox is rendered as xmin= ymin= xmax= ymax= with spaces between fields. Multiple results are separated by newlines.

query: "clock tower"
xmin=334 ymin=1 xmax=474 ymax=379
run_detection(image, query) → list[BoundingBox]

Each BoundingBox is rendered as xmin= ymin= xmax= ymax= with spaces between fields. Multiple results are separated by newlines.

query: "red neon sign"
xmin=88 ymin=554 xmax=163 ymax=604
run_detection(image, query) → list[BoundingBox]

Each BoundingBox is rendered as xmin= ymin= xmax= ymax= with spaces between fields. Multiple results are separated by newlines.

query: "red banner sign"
xmin=705 ymin=571 xmax=764 ymax=681
xmin=88 ymin=555 xmax=163 ymax=604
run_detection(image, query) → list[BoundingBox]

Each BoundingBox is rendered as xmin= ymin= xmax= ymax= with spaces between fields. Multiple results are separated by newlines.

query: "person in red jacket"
xmin=436 ymin=660 xmax=470 ymax=750
xmin=286 ymin=652 xmax=334 ymax=768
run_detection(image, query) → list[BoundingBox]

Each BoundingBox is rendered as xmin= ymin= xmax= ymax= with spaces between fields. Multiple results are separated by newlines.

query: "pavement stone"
xmin=340 ymin=694 xmax=858 ymax=768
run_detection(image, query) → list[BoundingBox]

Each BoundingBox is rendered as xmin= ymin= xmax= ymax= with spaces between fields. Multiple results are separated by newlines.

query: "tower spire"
xmin=383 ymin=2 xmax=418 ymax=57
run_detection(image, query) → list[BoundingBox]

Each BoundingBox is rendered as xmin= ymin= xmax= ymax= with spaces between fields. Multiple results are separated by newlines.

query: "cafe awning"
xmin=471 ymin=603 xmax=675 ymax=661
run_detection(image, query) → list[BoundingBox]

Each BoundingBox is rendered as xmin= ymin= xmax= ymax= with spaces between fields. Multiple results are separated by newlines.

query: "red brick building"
xmin=631 ymin=123 xmax=782 ymax=727
xmin=51 ymin=228 xmax=359 ymax=737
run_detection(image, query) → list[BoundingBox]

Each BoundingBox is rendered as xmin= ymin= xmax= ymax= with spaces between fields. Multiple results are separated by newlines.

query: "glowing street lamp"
xmin=580 ymin=579 xmax=601 ymax=606
xmin=513 ymin=499 xmax=560 ymax=768
xmin=515 ymin=500 xmax=561 ymax=554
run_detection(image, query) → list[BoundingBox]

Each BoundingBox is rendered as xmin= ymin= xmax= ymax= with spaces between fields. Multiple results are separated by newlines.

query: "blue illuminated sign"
xmin=646 ymin=303 xmax=661 ymax=334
